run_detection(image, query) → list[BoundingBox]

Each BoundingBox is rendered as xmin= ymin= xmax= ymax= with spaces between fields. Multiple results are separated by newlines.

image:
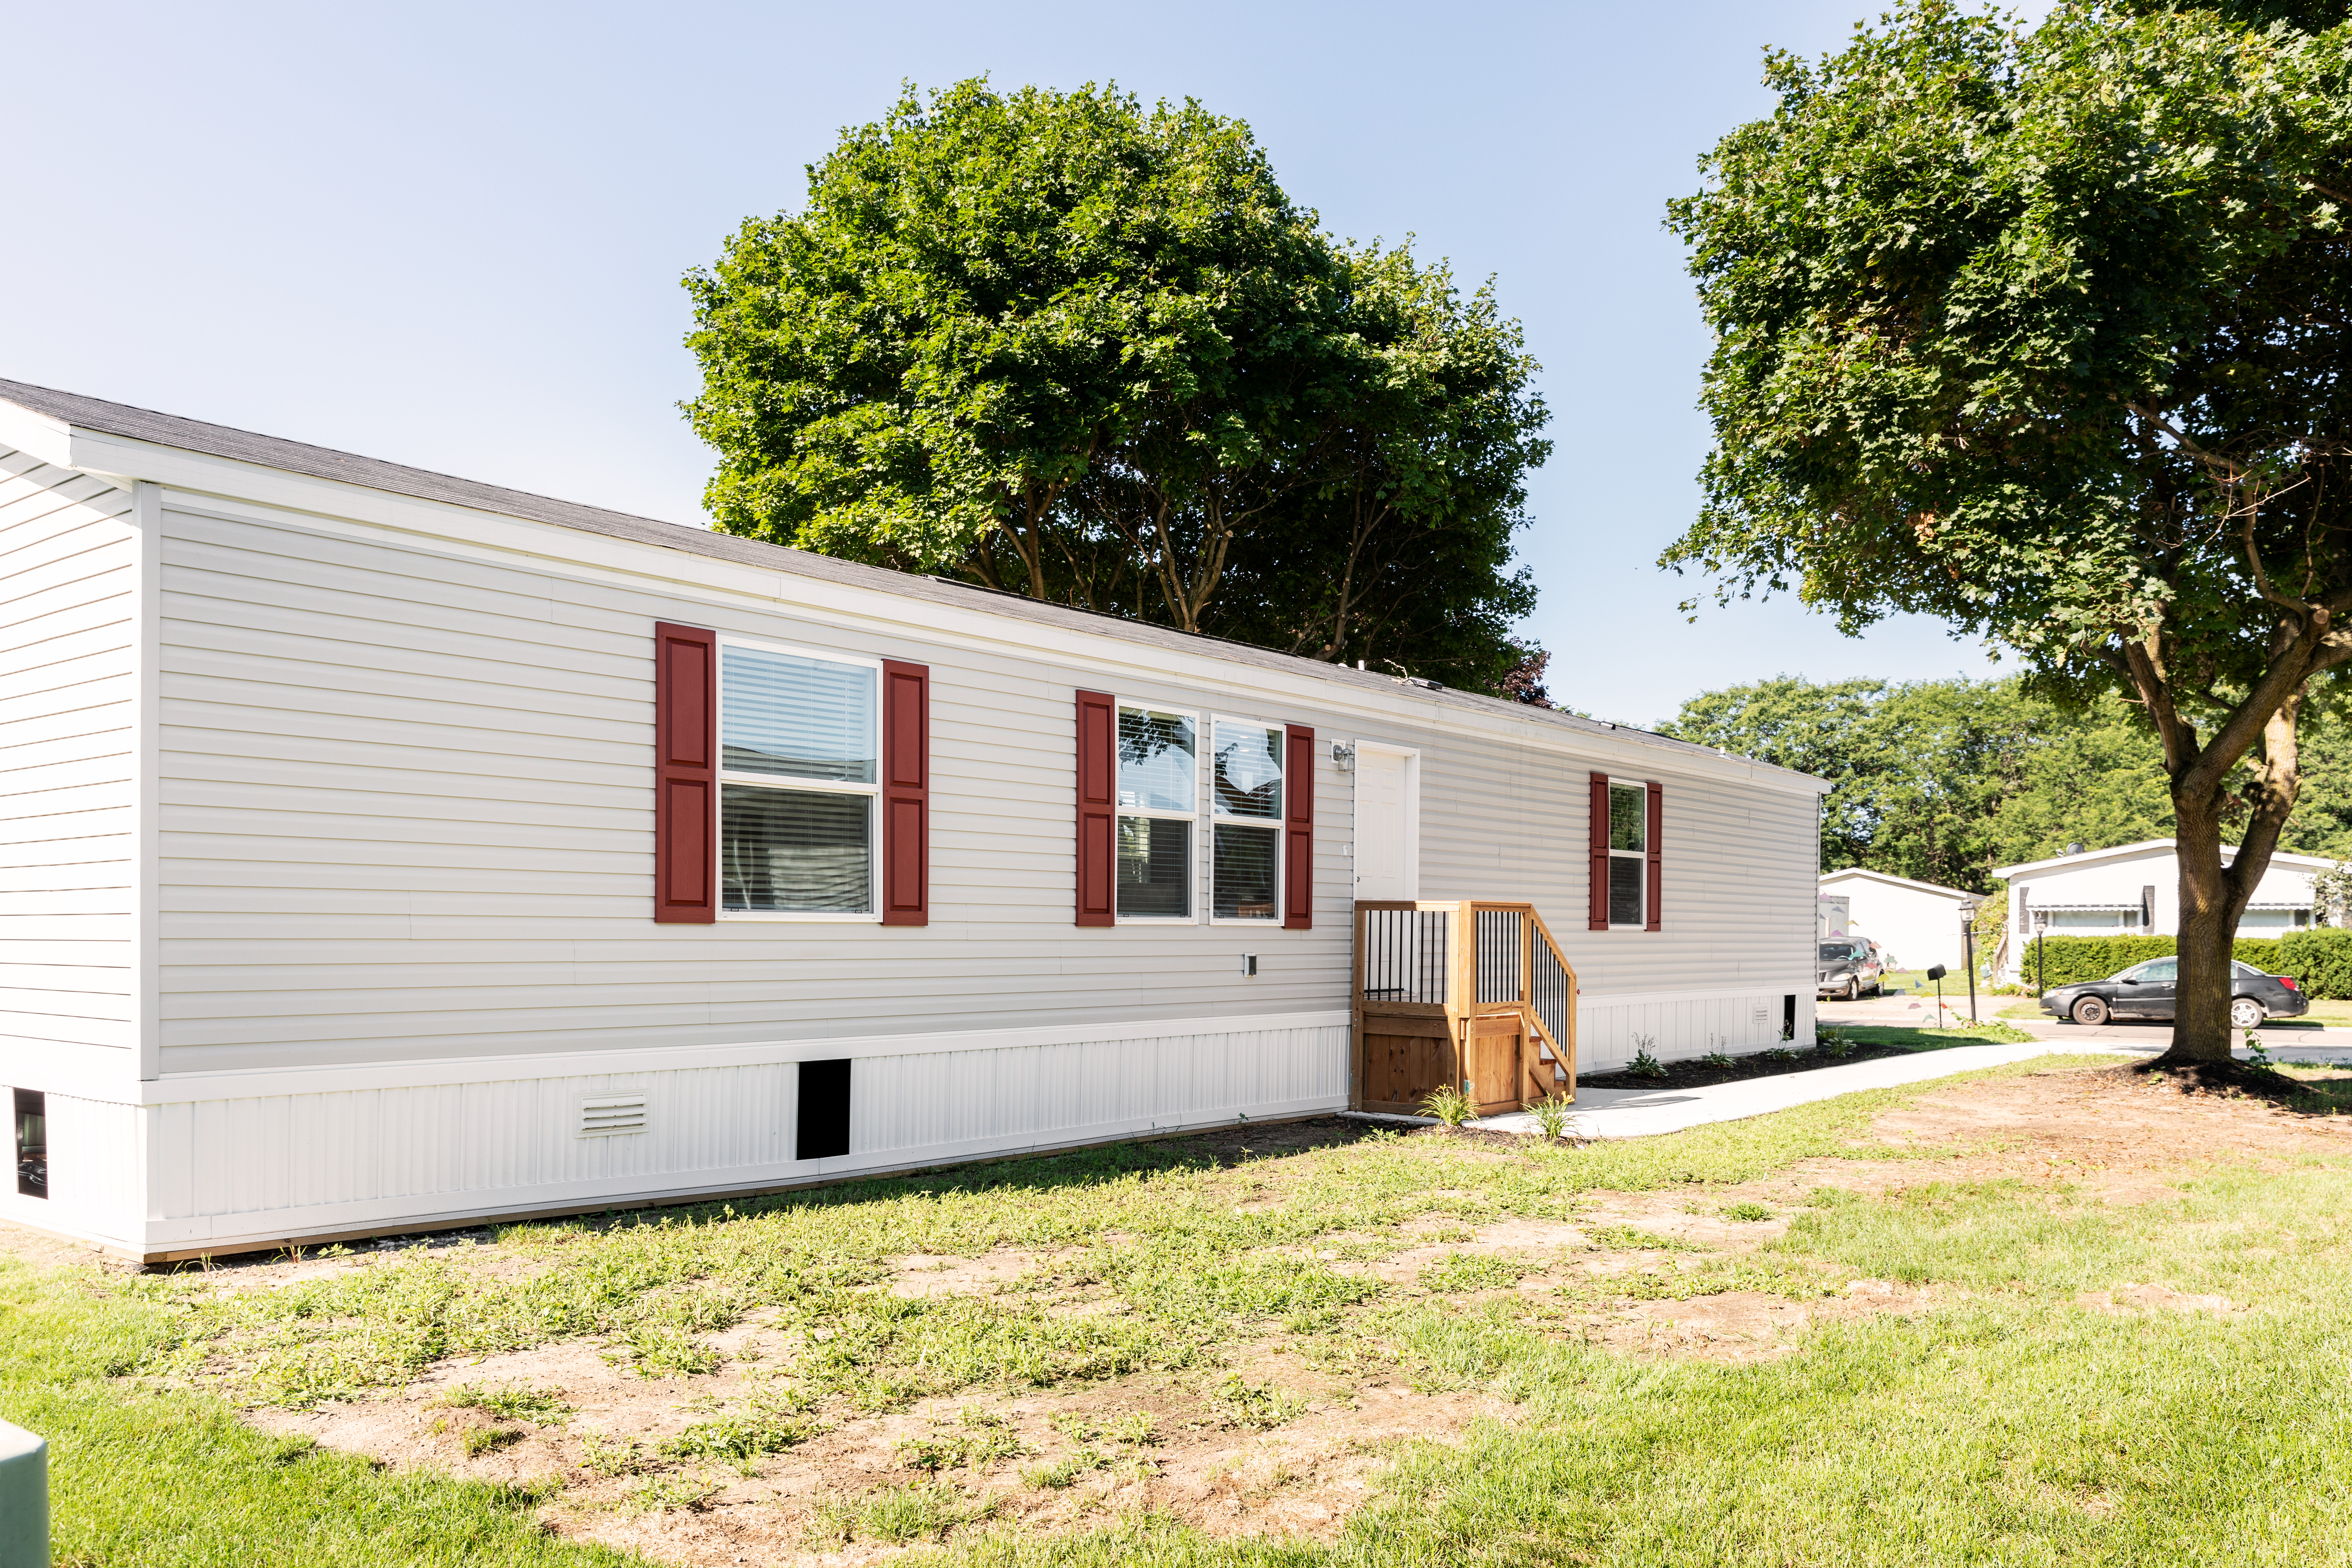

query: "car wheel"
xmin=2229 ymin=997 xmax=2264 ymax=1030
xmin=2070 ymin=995 xmax=2109 ymax=1027
xmin=1845 ymin=978 xmax=1861 ymax=1002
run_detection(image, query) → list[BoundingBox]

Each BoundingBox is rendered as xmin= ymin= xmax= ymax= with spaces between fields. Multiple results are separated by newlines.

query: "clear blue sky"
xmin=5 ymin=1 xmax=2045 ymax=725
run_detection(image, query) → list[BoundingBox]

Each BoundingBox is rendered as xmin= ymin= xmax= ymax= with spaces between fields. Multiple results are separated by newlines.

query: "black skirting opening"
xmin=797 ymin=1060 xmax=852 ymax=1161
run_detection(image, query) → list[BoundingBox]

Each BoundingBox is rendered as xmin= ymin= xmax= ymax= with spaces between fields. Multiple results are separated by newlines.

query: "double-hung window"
xmin=718 ymin=639 xmax=881 ymax=918
xmin=1116 ymin=704 xmax=1197 ymax=920
xmin=1606 ymin=779 xmax=1646 ymax=927
xmin=1211 ymin=716 xmax=1283 ymax=922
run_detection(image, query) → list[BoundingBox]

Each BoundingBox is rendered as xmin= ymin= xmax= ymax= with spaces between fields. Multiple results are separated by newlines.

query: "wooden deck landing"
xmin=1351 ymin=900 xmax=1577 ymax=1116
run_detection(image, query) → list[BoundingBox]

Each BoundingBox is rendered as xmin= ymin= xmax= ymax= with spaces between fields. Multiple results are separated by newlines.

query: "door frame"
xmin=1351 ymin=741 xmax=1421 ymax=901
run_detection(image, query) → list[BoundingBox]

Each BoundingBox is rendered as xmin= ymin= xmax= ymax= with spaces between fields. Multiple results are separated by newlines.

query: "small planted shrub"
xmin=1814 ymin=1028 xmax=1852 ymax=1059
xmin=1419 ymin=1085 xmax=1475 ymax=1127
xmin=1701 ymin=1051 xmax=1735 ymax=1069
xmin=1628 ymin=1035 xmax=1667 ymax=1080
xmin=1523 ymin=1093 xmax=1574 ymax=1140
xmin=1758 ymin=1047 xmax=1798 ymax=1064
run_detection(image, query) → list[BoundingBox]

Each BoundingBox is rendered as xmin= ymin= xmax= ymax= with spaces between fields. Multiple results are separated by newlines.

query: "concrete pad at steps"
xmin=1467 ymin=1040 xmax=2145 ymax=1142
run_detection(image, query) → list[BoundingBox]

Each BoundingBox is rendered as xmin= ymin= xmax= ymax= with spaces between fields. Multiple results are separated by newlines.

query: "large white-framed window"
xmin=716 ymin=635 xmax=882 ymax=921
xmin=1605 ymin=777 xmax=1647 ymax=929
xmin=1210 ymin=714 xmax=1284 ymax=924
xmin=1115 ymin=701 xmax=1199 ymax=923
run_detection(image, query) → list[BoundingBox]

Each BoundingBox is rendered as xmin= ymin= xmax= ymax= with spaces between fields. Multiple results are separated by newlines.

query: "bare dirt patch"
xmin=884 ymin=1249 xmax=1069 ymax=1299
xmin=2076 ymin=1283 xmax=2238 ymax=1316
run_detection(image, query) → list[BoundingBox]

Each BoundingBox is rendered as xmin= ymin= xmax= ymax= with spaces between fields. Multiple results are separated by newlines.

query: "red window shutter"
xmin=1074 ymin=690 xmax=1116 ymax=927
xmin=881 ymin=660 xmax=930 ymax=926
xmin=1645 ymin=780 xmax=1664 ymax=932
xmin=653 ymin=622 xmax=717 ymax=923
xmin=1283 ymin=724 xmax=1314 ymax=930
xmin=1588 ymin=771 xmax=1610 ymax=931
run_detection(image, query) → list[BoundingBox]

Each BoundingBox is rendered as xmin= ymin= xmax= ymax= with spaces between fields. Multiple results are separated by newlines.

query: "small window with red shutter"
xmin=1594 ymin=775 xmax=1661 ymax=931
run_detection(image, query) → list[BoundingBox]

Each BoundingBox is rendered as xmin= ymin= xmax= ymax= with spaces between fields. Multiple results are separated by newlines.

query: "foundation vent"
xmin=578 ymin=1092 xmax=649 ymax=1138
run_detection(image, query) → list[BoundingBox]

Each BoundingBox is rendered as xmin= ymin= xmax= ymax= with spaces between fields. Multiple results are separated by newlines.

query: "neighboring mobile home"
xmin=1816 ymin=868 xmax=1975 ymax=977
xmin=1993 ymin=839 xmax=2328 ymax=984
xmin=0 ymin=380 xmax=1829 ymax=1262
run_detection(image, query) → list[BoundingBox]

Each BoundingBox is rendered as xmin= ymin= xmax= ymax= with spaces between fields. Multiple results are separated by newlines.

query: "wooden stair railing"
xmin=1352 ymin=901 xmax=1578 ymax=1116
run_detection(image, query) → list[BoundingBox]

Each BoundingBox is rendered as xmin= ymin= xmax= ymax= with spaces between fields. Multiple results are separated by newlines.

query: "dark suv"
xmin=1818 ymin=938 xmax=1884 ymax=1001
xmin=2039 ymin=958 xmax=2309 ymax=1028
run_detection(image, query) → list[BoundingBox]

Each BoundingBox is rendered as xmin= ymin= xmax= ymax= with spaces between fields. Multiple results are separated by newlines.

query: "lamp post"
xmin=1958 ymin=897 xmax=1983 ymax=1024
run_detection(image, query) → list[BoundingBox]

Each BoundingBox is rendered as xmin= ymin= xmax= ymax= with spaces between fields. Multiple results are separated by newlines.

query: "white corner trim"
xmin=134 ymin=1009 xmax=1354 ymax=1105
xmin=130 ymin=481 xmax=164 ymax=1082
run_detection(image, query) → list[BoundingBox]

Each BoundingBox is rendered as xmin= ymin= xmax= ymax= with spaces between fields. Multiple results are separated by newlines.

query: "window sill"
xmin=1209 ymin=917 xmax=1282 ymax=928
xmin=719 ymin=911 xmax=883 ymax=924
xmin=1115 ymin=916 xmax=1201 ymax=926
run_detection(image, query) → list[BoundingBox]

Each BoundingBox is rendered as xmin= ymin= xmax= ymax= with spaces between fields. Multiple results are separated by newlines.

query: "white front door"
xmin=1353 ymin=745 xmax=1419 ymax=901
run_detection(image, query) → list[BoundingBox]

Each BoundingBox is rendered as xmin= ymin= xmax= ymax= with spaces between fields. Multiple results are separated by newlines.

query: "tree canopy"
xmin=1665 ymin=0 xmax=2352 ymax=1061
xmin=682 ymin=80 xmax=1551 ymax=693
xmin=1661 ymin=672 xmax=2352 ymax=894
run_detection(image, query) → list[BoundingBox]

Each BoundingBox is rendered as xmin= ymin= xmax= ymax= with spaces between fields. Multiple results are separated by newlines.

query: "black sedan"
xmin=2039 ymin=958 xmax=2309 ymax=1028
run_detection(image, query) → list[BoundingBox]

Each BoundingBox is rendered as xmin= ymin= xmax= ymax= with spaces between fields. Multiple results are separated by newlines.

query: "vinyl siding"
xmin=0 ymin=447 xmax=138 ymax=1085
xmin=150 ymin=499 xmax=1820 ymax=1077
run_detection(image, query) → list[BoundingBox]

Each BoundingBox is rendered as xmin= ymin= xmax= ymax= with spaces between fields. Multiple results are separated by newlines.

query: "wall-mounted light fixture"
xmin=1330 ymin=740 xmax=1356 ymax=773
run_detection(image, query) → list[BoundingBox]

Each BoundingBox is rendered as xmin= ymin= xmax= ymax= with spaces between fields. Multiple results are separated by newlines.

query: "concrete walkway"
xmin=1342 ymin=1011 xmax=2348 ymax=1143
xmin=1464 ymin=1039 xmax=2143 ymax=1141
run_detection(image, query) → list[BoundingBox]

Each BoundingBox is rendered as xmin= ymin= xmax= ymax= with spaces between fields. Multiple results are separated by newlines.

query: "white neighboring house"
xmin=0 ymin=379 xmax=1832 ymax=1263
xmin=1992 ymin=839 xmax=2328 ymax=983
xmin=1817 ymin=868 xmax=1975 ymax=975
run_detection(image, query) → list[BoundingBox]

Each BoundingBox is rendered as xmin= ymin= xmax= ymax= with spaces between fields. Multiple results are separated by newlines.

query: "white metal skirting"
xmin=1578 ymin=989 xmax=1814 ymax=1070
xmin=120 ymin=1017 xmax=1350 ymax=1253
xmin=0 ymin=1091 xmax=144 ymax=1252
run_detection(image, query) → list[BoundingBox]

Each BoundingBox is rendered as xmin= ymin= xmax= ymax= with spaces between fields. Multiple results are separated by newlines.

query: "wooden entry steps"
xmin=1351 ymin=900 xmax=1578 ymax=1116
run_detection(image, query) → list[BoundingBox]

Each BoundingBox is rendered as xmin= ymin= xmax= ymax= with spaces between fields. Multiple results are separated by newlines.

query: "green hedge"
xmin=2017 ymin=929 xmax=2352 ymax=997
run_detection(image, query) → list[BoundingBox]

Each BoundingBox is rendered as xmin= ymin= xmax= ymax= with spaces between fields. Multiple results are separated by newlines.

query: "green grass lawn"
xmin=11 ymin=1054 xmax=2352 ymax=1564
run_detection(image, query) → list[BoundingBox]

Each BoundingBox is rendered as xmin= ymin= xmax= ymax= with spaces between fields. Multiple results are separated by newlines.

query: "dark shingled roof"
xmin=0 ymin=375 xmax=1803 ymax=778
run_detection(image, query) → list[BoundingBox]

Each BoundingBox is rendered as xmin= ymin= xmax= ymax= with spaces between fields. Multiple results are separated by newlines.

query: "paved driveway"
xmin=1818 ymin=989 xmax=2352 ymax=1064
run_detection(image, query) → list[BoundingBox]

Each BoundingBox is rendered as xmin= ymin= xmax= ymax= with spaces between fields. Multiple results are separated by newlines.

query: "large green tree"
xmin=682 ymin=80 xmax=1550 ymax=693
xmin=1666 ymin=1 xmax=2352 ymax=1067
xmin=1665 ymin=671 xmax=2352 ymax=886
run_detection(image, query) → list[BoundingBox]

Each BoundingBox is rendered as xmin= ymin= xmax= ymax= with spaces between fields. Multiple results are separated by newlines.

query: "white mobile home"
xmin=1816 ymin=868 xmax=1975 ymax=975
xmin=1993 ymin=839 xmax=2326 ymax=983
xmin=0 ymin=380 xmax=1828 ymax=1262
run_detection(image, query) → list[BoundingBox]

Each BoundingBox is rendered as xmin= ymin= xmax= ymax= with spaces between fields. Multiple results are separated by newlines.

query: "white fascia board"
xmin=1991 ymin=839 xmax=2179 ymax=879
xmin=100 ymin=431 xmax=1833 ymax=799
xmin=1818 ymin=868 xmax=1969 ymax=898
xmin=0 ymin=399 xmax=76 ymax=468
xmin=1995 ymin=840 xmax=2336 ymax=880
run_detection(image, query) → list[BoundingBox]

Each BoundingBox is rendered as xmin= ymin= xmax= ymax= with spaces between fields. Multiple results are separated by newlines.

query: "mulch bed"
xmin=1578 ymin=1036 xmax=1976 ymax=1094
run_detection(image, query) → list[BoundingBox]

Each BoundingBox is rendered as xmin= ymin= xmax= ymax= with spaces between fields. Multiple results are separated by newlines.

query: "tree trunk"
xmin=2165 ymin=793 xmax=2238 ymax=1064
